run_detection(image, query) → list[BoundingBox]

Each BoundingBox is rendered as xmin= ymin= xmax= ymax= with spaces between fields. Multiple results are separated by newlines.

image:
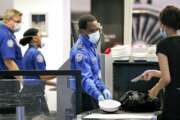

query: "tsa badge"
xmin=7 ymin=39 xmax=14 ymax=48
xmin=36 ymin=54 xmax=44 ymax=63
xmin=75 ymin=53 xmax=83 ymax=62
xmin=92 ymin=57 xmax=97 ymax=64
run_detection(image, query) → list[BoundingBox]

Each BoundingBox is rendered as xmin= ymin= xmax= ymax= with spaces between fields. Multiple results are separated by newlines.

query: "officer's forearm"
xmin=40 ymin=75 xmax=56 ymax=81
xmin=82 ymin=78 xmax=103 ymax=100
xmin=95 ymin=79 xmax=107 ymax=92
xmin=84 ymin=86 xmax=102 ymax=100
xmin=45 ymin=80 xmax=56 ymax=86
xmin=4 ymin=59 xmax=23 ymax=81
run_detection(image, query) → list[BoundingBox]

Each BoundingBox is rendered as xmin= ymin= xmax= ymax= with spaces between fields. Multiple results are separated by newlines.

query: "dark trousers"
xmin=21 ymin=85 xmax=49 ymax=116
xmin=82 ymin=93 xmax=98 ymax=112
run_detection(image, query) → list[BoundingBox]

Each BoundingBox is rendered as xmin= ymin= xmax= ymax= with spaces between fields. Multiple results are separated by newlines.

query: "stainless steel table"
xmin=76 ymin=109 xmax=158 ymax=120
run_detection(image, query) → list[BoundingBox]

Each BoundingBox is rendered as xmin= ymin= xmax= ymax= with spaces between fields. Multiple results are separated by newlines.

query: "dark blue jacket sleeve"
xmin=0 ymin=37 xmax=16 ymax=60
xmin=95 ymin=56 xmax=107 ymax=91
xmin=94 ymin=78 xmax=107 ymax=92
xmin=74 ymin=52 xmax=103 ymax=100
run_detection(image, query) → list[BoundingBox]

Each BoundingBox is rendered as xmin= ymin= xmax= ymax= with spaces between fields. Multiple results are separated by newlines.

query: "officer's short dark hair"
xmin=160 ymin=5 xmax=180 ymax=30
xmin=78 ymin=14 xmax=97 ymax=30
xmin=19 ymin=28 xmax=39 ymax=46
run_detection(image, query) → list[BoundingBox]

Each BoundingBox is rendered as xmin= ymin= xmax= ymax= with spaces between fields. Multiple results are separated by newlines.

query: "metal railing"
xmin=0 ymin=70 xmax=82 ymax=120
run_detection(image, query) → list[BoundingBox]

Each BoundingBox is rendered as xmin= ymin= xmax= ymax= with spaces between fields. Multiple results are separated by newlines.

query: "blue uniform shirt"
xmin=22 ymin=45 xmax=46 ymax=86
xmin=70 ymin=34 xmax=107 ymax=100
xmin=0 ymin=24 xmax=22 ymax=70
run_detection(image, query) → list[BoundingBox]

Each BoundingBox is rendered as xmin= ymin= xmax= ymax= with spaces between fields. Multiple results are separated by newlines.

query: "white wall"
xmin=124 ymin=0 xmax=133 ymax=45
xmin=14 ymin=0 xmax=71 ymax=111
xmin=0 ymin=0 xmax=14 ymax=16
xmin=71 ymin=0 xmax=91 ymax=13
xmin=152 ymin=0 xmax=180 ymax=10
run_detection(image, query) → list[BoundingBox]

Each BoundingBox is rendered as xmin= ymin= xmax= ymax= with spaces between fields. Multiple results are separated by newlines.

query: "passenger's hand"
xmin=103 ymin=89 xmax=112 ymax=99
xmin=142 ymin=70 xmax=156 ymax=81
xmin=148 ymin=87 xmax=159 ymax=97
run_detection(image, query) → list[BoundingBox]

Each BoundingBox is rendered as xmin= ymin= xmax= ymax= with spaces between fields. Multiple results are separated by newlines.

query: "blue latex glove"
xmin=103 ymin=89 xmax=112 ymax=99
xmin=98 ymin=95 xmax=105 ymax=101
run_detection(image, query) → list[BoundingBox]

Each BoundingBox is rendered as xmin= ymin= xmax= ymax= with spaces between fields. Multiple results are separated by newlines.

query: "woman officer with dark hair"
xmin=19 ymin=28 xmax=56 ymax=117
xmin=139 ymin=5 xmax=180 ymax=120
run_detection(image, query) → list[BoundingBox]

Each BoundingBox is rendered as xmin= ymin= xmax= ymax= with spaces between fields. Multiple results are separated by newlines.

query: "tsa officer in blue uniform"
xmin=70 ymin=15 xmax=112 ymax=109
xmin=0 ymin=9 xmax=23 ymax=114
xmin=19 ymin=28 xmax=56 ymax=116
xmin=0 ymin=9 xmax=22 ymax=77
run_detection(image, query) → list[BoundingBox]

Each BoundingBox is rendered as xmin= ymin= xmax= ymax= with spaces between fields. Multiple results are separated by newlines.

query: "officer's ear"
xmin=80 ymin=29 xmax=89 ymax=37
xmin=32 ymin=36 xmax=39 ymax=42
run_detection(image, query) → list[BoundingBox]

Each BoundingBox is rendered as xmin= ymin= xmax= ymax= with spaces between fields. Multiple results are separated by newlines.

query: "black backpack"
xmin=119 ymin=91 xmax=161 ymax=112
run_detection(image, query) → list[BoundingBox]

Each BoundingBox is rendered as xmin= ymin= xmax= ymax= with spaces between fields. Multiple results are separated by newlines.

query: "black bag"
xmin=119 ymin=91 xmax=161 ymax=112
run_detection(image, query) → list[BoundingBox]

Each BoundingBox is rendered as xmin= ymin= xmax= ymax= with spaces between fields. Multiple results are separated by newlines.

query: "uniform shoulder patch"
xmin=75 ymin=53 xmax=84 ymax=62
xmin=36 ymin=54 xmax=44 ymax=63
xmin=7 ymin=39 xmax=14 ymax=48
xmin=91 ymin=57 xmax=97 ymax=64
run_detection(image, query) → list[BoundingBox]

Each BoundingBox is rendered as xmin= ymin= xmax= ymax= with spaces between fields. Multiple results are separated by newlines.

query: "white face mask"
xmin=160 ymin=28 xmax=167 ymax=38
xmin=177 ymin=30 xmax=180 ymax=35
xmin=14 ymin=23 xmax=21 ymax=32
xmin=0 ymin=20 xmax=3 ymax=25
xmin=40 ymin=41 xmax=45 ymax=48
xmin=88 ymin=31 xmax=100 ymax=44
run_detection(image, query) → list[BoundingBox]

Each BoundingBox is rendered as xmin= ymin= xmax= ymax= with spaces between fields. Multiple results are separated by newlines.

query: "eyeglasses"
xmin=11 ymin=18 xmax=21 ymax=23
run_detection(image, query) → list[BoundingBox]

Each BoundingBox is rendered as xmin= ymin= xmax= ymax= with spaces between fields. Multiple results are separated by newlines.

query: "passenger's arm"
xmin=149 ymin=53 xmax=171 ymax=97
xmin=142 ymin=70 xmax=161 ymax=81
